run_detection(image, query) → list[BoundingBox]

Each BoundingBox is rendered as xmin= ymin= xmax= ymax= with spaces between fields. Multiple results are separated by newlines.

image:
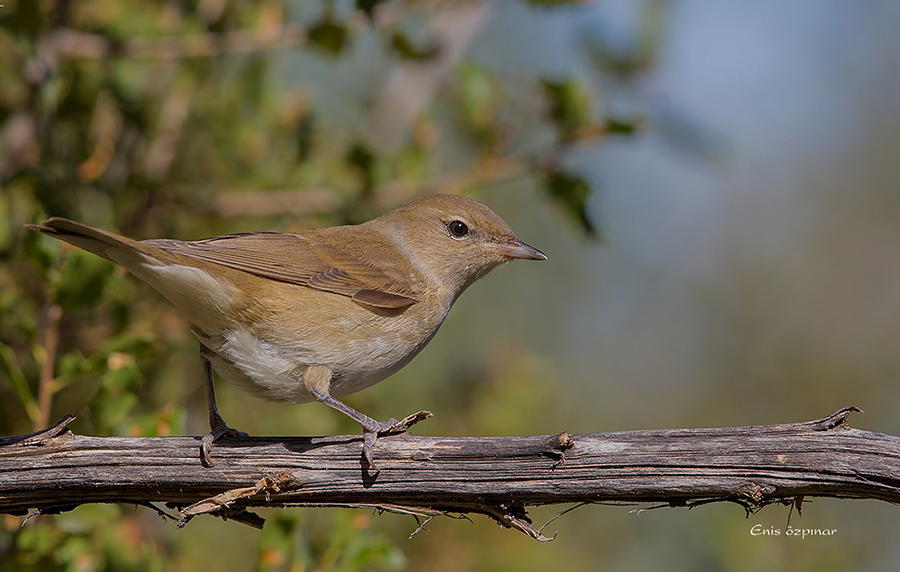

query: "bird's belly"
xmin=203 ymin=323 xmax=436 ymax=404
xmin=210 ymin=328 xmax=309 ymax=403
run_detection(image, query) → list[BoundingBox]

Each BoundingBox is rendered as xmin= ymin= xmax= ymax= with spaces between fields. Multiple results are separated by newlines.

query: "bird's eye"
xmin=448 ymin=220 xmax=469 ymax=238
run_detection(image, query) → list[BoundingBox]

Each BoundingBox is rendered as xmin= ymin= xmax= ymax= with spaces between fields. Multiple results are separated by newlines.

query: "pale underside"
xmin=135 ymin=256 xmax=446 ymax=404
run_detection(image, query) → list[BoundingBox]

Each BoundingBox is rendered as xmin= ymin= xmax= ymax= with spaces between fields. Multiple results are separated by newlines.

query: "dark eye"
xmin=448 ymin=220 xmax=469 ymax=238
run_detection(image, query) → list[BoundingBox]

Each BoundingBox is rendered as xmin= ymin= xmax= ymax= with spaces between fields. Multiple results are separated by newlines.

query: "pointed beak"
xmin=493 ymin=238 xmax=548 ymax=261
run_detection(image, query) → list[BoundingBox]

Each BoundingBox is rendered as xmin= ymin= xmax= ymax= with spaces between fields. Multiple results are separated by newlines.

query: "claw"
xmin=360 ymin=410 xmax=433 ymax=471
xmin=363 ymin=430 xmax=380 ymax=471
xmin=200 ymin=421 xmax=249 ymax=467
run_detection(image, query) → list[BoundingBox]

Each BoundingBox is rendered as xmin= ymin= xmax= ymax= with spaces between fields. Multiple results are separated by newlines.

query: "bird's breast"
xmin=204 ymin=284 xmax=451 ymax=403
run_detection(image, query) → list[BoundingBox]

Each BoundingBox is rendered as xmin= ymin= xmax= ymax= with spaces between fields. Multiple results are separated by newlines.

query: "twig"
xmin=35 ymin=303 xmax=62 ymax=431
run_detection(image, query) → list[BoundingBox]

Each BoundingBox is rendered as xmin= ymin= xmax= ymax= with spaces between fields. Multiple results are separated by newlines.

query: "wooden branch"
xmin=1 ymin=407 xmax=898 ymax=540
xmin=46 ymin=26 xmax=309 ymax=61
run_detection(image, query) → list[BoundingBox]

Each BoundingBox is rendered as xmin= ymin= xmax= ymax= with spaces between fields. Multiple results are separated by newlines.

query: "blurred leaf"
xmin=605 ymin=115 xmax=644 ymax=134
xmin=308 ymin=20 xmax=349 ymax=56
xmin=238 ymin=54 xmax=267 ymax=111
xmin=0 ymin=342 xmax=38 ymax=422
xmin=457 ymin=63 xmax=496 ymax=123
xmin=23 ymin=227 xmax=62 ymax=284
xmin=53 ymin=249 xmax=115 ymax=312
xmin=455 ymin=63 xmax=505 ymax=150
xmin=346 ymin=143 xmax=376 ymax=190
xmin=16 ymin=523 xmax=59 ymax=560
xmin=390 ymin=31 xmax=440 ymax=60
xmin=356 ymin=0 xmax=389 ymax=17
xmin=0 ymin=0 xmax=42 ymax=40
xmin=98 ymin=331 xmax=156 ymax=358
xmin=89 ymin=335 xmax=154 ymax=432
xmin=8 ymin=507 xmax=169 ymax=572
xmin=0 ymin=287 xmax=37 ymax=341
xmin=93 ymin=363 xmax=141 ymax=432
xmin=127 ymin=404 xmax=182 ymax=438
xmin=295 ymin=511 xmax=406 ymax=572
xmin=255 ymin=514 xmax=298 ymax=572
xmin=57 ymin=535 xmax=97 ymax=570
xmin=587 ymin=40 xmax=651 ymax=78
xmin=57 ymin=349 xmax=93 ymax=378
xmin=295 ymin=110 xmax=315 ymax=163
xmin=100 ymin=356 xmax=140 ymax=392
xmin=0 ymin=193 xmax=13 ymax=252
xmin=544 ymin=168 xmax=598 ymax=237
xmin=542 ymin=78 xmax=593 ymax=140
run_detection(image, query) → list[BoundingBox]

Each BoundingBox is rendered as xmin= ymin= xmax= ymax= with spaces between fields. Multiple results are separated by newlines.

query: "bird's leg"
xmin=199 ymin=347 xmax=248 ymax=466
xmin=308 ymin=388 xmax=431 ymax=471
xmin=304 ymin=365 xmax=431 ymax=471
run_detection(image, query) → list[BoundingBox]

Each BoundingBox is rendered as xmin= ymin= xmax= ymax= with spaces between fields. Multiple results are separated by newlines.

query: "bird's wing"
xmin=144 ymin=232 xmax=419 ymax=309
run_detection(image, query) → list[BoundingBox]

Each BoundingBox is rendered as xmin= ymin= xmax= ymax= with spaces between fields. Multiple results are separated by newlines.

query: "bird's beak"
xmin=493 ymin=239 xmax=548 ymax=261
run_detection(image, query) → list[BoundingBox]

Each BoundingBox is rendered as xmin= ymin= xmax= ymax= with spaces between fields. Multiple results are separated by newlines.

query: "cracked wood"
xmin=1 ymin=407 xmax=899 ymax=537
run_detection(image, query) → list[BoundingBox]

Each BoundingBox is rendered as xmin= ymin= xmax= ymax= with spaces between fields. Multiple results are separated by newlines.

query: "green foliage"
xmin=4 ymin=507 xmax=168 ymax=572
xmin=0 ymin=0 xmax=657 ymax=569
xmin=455 ymin=63 xmax=506 ymax=153
xmin=308 ymin=20 xmax=350 ymax=56
xmin=356 ymin=0 xmax=389 ymax=18
xmin=255 ymin=512 xmax=405 ymax=572
xmin=542 ymin=78 xmax=594 ymax=141
xmin=544 ymin=168 xmax=598 ymax=237
xmin=390 ymin=31 xmax=440 ymax=61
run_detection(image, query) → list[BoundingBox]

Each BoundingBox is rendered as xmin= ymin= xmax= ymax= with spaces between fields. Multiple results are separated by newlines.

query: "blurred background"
xmin=2 ymin=0 xmax=900 ymax=570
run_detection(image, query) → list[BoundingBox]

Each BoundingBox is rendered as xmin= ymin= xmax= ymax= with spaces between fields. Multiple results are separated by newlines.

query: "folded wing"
xmin=145 ymin=232 xmax=419 ymax=309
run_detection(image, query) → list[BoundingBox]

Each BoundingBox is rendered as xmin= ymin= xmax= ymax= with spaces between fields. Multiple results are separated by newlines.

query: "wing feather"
xmin=144 ymin=232 xmax=419 ymax=308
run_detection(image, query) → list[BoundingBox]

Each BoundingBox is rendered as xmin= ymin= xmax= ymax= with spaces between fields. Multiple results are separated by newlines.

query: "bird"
xmin=27 ymin=194 xmax=547 ymax=470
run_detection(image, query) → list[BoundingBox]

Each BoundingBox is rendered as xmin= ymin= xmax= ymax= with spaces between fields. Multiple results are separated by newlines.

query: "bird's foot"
xmin=200 ymin=420 xmax=249 ymax=467
xmin=361 ymin=410 xmax=432 ymax=471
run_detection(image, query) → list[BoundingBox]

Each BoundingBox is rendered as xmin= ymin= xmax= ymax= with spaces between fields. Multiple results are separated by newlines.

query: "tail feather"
xmin=27 ymin=217 xmax=149 ymax=263
xmin=27 ymin=217 xmax=246 ymax=332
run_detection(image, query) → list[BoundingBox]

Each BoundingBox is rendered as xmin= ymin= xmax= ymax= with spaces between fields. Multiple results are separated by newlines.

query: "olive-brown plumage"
xmin=28 ymin=194 xmax=546 ymax=469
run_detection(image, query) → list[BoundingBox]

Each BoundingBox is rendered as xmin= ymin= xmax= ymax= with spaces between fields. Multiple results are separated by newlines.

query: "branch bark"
xmin=1 ymin=407 xmax=898 ymax=540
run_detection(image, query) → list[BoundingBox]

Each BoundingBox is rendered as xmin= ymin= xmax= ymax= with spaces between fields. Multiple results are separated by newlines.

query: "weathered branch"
xmin=1 ymin=407 xmax=898 ymax=540
xmin=45 ymin=26 xmax=310 ymax=61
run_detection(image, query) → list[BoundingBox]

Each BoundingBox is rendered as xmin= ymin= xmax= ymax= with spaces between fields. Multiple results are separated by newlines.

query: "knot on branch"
xmin=543 ymin=432 xmax=575 ymax=464
xmin=805 ymin=406 xmax=862 ymax=431
xmin=736 ymin=481 xmax=777 ymax=504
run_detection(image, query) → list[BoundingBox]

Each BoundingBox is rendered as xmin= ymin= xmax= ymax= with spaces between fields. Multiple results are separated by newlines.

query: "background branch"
xmin=2 ymin=407 xmax=897 ymax=540
xmin=46 ymin=26 xmax=310 ymax=61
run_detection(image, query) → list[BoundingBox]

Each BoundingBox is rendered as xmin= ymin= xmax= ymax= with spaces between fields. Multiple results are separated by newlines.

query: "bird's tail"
xmin=27 ymin=217 xmax=146 ymax=263
xmin=27 ymin=217 xmax=244 ymax=332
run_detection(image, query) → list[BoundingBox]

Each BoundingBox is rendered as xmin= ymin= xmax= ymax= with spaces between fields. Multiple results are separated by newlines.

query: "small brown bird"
xmin=28 ymin=194 xmax=546 ymax=469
